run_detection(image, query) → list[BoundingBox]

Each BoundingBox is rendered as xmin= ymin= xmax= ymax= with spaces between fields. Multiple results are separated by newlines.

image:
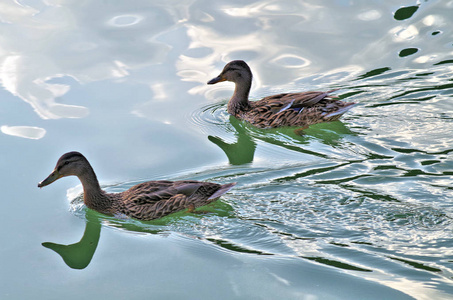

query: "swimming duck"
xmin=38 ymin=152 xmax=236 ymax=221
xmin=207 ymin=60 xmax=355 ymax=130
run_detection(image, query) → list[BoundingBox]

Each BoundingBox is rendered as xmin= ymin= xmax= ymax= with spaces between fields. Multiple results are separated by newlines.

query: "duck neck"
xmin=228 ymin=79 xmax=251 ymax=116
xmin=78 ymin=165 xmax=112 ymax=213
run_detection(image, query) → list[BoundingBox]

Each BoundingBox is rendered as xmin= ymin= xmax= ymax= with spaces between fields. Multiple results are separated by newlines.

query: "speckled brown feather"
xmin=109 ymin=180 xmax=234 ymax=221
xmin=115 ymin=182 xmax=224 ymax=220
xmin=239 ymin=90 xmax=355 ymax=129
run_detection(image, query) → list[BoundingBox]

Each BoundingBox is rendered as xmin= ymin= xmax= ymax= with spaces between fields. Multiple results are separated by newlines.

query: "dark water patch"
xmin=338 ymin=90 xmax=366 ymax=99
xmin=415 ymin=72 xmax=435 ymax=77
xmin=352 ymin=69 xmax=426 ymax=95
xmin=399 ymin=48 xmax=419 ymax=57
xmin=402 ymin=169 xmax=445 ymax=177
xmin=392 ymin=147 xmax=430 ymax=155
xmin=367 ymin=98 xmax=435 ymax=108
xmin=392 ymin=147 xmax=453 ymax=156
xmin=207 ymin=238 xmax=274 ymax=255
xmin=315 ymin=174 xmax=372 ymax=185
xmin=339 ymin=185 xmax=402 ymax=203
xmin=272 ymin=161 xmax=352 ymax=183
xmin=391 ymin=83 xmax=453 ymax=97
xmin=350 ymin=140 xmax=396 ymax=159
xmin=388 ymin=92 xmax=437 ymax=102
xmin=330 ymin=242 xmax=350 ymax=247
xmin=429 ymin=184 xmax=453 ymax=191
xmin=394 ymin=5 xmax=419 ymax=21
xmin=253 ymin=221 xmax=323 ymax=241
xmin=388 ymin=256 xmax=442 ymax=273
xmin=434 ymin=59 xmax=453 ymax=66
xmin=431 ymin=31 xmax=441 ymax=36
xmin=302 ymin=256 xmax=373 ymax=272
xmin=357 ymin=67 xmax=391 ymax=80
xmin=374 ymin=165 xmax=399 ymax=171
xmin=351 ymin=241 xmax=373 ymax=246
xmin=365 ymin=152 xmax=394 ymax=160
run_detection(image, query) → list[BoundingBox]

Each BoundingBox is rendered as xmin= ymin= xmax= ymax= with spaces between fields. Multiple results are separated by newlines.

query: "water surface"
xmin=1 ymin=1 xmax=452 ymax=299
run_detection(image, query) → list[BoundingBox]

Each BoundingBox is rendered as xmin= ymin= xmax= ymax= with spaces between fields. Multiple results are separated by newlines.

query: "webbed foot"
xmin=294 ymin=126 xmax=309 ymax=136
xmin=186 ymin=204 xmax=210 ymax=214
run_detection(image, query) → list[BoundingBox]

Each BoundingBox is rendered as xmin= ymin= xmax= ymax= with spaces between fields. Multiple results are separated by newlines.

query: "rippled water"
xmin=1 ymin=1 xmax=453 ymax=299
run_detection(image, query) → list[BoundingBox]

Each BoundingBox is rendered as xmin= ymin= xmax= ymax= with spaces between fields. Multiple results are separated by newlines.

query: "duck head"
xmin=207 ymin=60 xmax=252 ymax=85
xmin=38 ymin=151 xmax=90 ymax=188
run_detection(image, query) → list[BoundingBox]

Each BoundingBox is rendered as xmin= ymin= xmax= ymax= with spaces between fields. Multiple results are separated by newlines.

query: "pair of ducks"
xmin=39 ymin=60 xmax=355 ymax=221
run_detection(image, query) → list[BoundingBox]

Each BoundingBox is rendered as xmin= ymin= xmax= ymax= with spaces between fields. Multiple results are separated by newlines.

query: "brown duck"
xmin=38 ymin=152 xmax=236 ymax=221
xmin=208 ymin=60 xmax=355 ymax=131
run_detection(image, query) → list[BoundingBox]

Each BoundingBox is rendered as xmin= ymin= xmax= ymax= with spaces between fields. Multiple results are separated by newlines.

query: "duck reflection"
xmin=208 ymin=116 xmax=257 ymax=165
xmin=42 ymin=211 xmax=101 ymax=270
xmin=208 ymin=115 xmax=355 ymax=165
xmin=41 ymin=211 xmax=166 ymax=269
xmin=42 ymin=199 xmax=235 ymax=269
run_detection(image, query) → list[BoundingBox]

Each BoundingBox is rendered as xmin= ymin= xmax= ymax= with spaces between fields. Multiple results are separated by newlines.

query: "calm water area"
xmin=1 ymin=1 xmax=453 ymax=299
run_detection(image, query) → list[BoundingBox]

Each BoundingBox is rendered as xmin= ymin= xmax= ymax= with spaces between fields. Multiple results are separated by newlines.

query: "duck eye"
xmin=64 ymin=161 xmax=70 ymax=166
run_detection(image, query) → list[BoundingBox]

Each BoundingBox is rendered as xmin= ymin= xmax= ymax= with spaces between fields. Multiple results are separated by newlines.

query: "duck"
xmin=38 ymin=151 xmax=236 ymax=221
xmin=207 ymin=60 xmax=355 ymax=131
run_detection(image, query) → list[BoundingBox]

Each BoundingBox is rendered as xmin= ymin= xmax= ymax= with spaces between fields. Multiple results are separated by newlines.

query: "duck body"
xmin=237 ymin=90 xmax=354 ymax=129
xmin=208 ymin=60 xmax=355 ymax=129
xmin=112 ymin=180 xmax=230 ymax=220
xmin=38 ymin=152 xmax=236 ymax=221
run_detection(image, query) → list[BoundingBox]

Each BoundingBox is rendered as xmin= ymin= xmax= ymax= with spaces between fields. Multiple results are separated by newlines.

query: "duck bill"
xmin=207 ymin=75 xmax=226 ymax=85
xmin=38 ymin=170 xmax=61 ymax=188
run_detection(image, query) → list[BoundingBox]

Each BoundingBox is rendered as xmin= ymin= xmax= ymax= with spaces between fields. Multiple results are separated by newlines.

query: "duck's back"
xmin=112 ymin=180 xmax=234 ymax=220
xmin=121 ymin=180 xmax=220 ymax=205
xmin=239 ymin=91 xmax=354 ymax=129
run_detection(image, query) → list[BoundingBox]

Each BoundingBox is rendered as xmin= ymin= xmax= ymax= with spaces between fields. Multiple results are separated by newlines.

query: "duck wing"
xmin=262 ymin=89 xmax=338 ymax=114
xmin=243 ymin=89 xmax=355 ymax=128
xmin=140 ymin=194 xmax=191 ymax=220
xmin=124 ymin=180 xmax=216 ymax=205
xmin=120 ymin=181 xmax=236 ymax=220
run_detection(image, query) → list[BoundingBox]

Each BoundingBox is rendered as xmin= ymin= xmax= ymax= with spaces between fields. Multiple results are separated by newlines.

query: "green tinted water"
xmin=1 ymin=1 xmax=452 ymax=299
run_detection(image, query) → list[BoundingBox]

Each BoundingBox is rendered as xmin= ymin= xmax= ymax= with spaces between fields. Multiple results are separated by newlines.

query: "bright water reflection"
xmin=1 ymin=0 xmax=453 ymax=299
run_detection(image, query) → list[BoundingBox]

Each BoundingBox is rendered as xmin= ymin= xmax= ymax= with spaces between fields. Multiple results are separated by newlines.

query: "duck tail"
xmin=327 ymin=88 xmax=340 ymax=94
xmin=325 ymin=103 xmax=356 ymax=118
xmin=208 ymin=182 xmax=237 ymax=200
